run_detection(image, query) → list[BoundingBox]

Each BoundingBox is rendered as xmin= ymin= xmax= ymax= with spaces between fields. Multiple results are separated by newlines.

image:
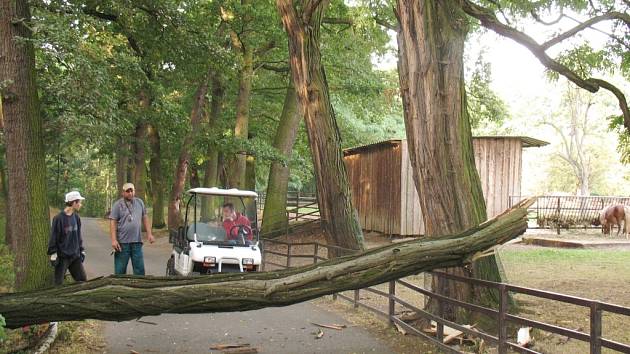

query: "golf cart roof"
xmin=187 ymin=187 xmax=258 ymax=198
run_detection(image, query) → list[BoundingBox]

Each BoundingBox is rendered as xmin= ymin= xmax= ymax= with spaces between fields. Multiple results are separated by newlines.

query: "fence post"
xmin=557 ymin=197 xmax=561 ymax=235
xmin=388 ymin=281 xmax=395 ymax=325
xmin=436 ymin=276 xmax=444 ymax=342
xmin=498 ymin=283 xmax=508 ymax=354
xmin=286 ymin=243 xmax=292 ymax=268
xmin=590 ymin=302 xmax=602 ymax=354
xmin=354 ymin=289 xmax=360 ymax=309
xmin=313 ymin=243 xmax=319 ymax=265
xmin=295 ymin=191 xmax=300 ymax=222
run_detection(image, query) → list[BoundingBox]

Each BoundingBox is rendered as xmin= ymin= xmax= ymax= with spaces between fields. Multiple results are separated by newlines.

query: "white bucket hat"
xmin=65 ymin=191 xmax=86 ymax=203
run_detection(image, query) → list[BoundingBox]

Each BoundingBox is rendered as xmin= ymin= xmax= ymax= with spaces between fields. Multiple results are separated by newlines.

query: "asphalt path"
xmin=80 ymin=218 xmax=394 ymax=354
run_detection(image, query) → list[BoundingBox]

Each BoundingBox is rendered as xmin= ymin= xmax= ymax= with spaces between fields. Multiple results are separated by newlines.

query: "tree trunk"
xmin=0 ymin=199 xmax=533 ymax=328
xmin=147 ymin=124 xmax=166 ymax=229
xmin=276 ymin=0 xmax=364 ymax=254
xmin=244 ymin=154 xmax=256 ymax=218
xmin=396 ymin=0 xmax=499 ymax=321
xmin=0 ymin=0 xmax=52 ymax=290
xmin=115 ymin=139 xmax=129 ymax=198
xmin=133 ymin=121 xmax=148 ymax=202
xmin=167 ymin=71 xmax=211 ymax=230
xmin=201 ymin=77 xmax=225 ymax=222
xmin=262 ymin=81 xmax=300 ymax=234
xmin=190 ymin=165 xmax=201 ymax=189
xmin=228 ymin=48 xmax=254 ymax=190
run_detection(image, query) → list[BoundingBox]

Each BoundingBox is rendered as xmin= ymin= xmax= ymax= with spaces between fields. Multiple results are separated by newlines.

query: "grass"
xmin=500 ymin=246 xmax=630 ymax=354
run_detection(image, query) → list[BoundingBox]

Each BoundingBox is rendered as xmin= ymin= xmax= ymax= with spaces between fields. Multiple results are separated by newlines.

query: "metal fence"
xmin=509 ymin=195 xmax=630 ymax=233
xmin=262 ymin=241 xmax=630 ymax=354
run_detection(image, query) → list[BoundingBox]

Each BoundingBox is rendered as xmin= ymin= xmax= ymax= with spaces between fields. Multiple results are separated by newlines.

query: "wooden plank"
xmin=400 ymin=140 xmax=409 ymax=235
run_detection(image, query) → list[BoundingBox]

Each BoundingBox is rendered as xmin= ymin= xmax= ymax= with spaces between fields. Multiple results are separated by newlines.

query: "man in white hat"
xmin=109 ymin=182 xmax=154 ymax=275
xmin=47 ymin=191 xmax=87 ymax=285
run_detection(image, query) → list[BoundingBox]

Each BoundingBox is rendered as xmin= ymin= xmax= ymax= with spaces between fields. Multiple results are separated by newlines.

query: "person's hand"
xmin=147 ymin=233 xmax=155 ymax=244
xmin=112 ymin=240 xmax=121 ymax=252
xmin=80 ymin=251 xmax=86 ymax=263
xmin=49 ymin=253 xmax=58 ymax=267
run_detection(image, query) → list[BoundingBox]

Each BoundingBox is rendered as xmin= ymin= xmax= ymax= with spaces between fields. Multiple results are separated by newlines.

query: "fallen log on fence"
xmin=0 ymin=199 xmax=535 ymax=328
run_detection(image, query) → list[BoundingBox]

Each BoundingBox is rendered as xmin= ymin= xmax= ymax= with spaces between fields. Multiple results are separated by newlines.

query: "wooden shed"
xmin=343 ymin=136 xmax=548 ymax=236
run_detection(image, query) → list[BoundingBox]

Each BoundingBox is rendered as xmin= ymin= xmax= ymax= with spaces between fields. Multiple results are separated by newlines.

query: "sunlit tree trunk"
xmin=262 ymin=81 xmax=300 ymax=234
xmin=276 ymin=0 xmax=365 ymax=254
xmin=168 ymin=72 xmax=210 ymax=230
xmin=201 ymin=77 xmax=224 ymax=222
xmin=228 ymin=48 xmax=253 ymax=190
xmin=133 ymin=121 xmax=148 ymax=202
xmin=0 ymin=0 xmax=52 ymax=290
xmin=147 ymin=124 xmax=165 ymax=229
xmin=396 ymin=0 xmax=499 ymax=321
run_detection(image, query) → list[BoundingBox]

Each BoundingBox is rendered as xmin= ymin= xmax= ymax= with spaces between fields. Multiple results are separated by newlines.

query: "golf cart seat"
xmin=186 ymin=223 xmax=227 ymax=242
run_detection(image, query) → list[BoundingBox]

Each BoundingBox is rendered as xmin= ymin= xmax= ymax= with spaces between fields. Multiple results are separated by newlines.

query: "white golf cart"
xmin=166 ymin=187 xmax=262 ymax=275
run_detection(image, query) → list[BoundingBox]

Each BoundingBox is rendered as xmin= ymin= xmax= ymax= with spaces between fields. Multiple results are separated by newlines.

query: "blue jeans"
xmin=114 ymin=242 xmax=145 ymax=275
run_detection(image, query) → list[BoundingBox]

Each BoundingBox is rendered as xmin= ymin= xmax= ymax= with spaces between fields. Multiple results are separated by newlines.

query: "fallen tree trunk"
xmin=0 ymin=199 xmax=534 ymax=328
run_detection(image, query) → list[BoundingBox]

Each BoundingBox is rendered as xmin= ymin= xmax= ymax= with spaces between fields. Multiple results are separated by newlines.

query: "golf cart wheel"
xmin=166 ymin=257 xmax=175 ymax=276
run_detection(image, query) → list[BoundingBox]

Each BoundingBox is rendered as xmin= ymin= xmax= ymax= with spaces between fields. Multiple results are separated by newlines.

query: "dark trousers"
xmin=54 ymin=256 xmax=87 ymax=286
xmin=114 ymin=242 xmax=145 ymax=275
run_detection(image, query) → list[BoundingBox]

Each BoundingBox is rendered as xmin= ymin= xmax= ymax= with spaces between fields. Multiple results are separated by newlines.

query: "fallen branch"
xmin=0 ymin=199 xmax=534 ymax=328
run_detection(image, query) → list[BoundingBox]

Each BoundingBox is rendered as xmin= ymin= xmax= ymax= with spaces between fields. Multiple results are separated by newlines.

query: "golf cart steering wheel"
xmin=229 ymin=224 xmax=250 ymax=244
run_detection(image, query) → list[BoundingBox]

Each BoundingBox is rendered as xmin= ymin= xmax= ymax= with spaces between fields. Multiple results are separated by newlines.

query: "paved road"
xmin=81 ymin=218 xmax=394 ymax=354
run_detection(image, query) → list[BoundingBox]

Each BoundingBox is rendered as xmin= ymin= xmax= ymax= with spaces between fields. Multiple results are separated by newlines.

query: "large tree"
xmin=0 ymin=0 xmax=52 ymax=290
xmin=276 ymin=0 xmax=365 ymax=253
xmin=392 ymin=0 xmax=629 ymax=320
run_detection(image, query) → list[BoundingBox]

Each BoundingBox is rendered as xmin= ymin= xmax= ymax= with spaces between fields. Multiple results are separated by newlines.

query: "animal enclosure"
xmin=343 ymin=137 xmax=548 ymax=236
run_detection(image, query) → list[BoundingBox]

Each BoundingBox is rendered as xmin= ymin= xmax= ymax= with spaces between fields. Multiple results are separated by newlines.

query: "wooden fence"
xmin=258 ymin=192 xmax=321 ymax=237
xmin=261 ymin=240 xmax=630 ymax=354
xmin=509 ymin=195 xmax=630 ymax=234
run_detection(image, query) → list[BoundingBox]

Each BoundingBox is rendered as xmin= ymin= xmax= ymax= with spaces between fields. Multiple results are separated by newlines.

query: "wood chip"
xmin=311 ymin=322 xmax=346 ymax=330
xmin=221 ymin=348 xmax=258 ymax=354
xmin=315 ymin=329 xmax=324 ymax=339
xmin=130 ymin=351 xmax=139 ymax=354
xmin=210 ymin=343 xmax=251 ymax=350
xmin=394 ymin=322 xmax=408 ymax=335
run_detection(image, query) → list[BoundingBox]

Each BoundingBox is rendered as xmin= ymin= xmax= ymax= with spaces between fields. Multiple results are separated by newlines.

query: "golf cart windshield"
xmin=185 ymin=188 xmax=258 ymax=246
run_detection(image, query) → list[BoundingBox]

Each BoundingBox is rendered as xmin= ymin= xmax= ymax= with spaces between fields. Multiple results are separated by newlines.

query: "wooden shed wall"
xmin=400 ymin=140 xmax=425 ymax=235
xmin=344 ymin=143 xmax=402 ymax=234
xmin=344 ymin=138 xmax=525 ymax=236
xmin=472 ymin=138 xmax=523 ymax=218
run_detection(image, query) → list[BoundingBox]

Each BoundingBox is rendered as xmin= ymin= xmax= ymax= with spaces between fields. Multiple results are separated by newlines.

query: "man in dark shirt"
xmin=48 ymin=191 xmax=87 ymax=286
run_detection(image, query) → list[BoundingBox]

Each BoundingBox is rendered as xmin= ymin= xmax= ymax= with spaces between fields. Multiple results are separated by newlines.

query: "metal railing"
xmin=509 ymin=195 xmax=630 ymax=234
xmin=262 ymin=241 xmax=630 ymax=354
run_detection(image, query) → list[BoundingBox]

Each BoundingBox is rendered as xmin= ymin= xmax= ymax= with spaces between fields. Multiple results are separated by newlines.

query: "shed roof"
xmin=343 ymin=136 xmax=548 ymax=156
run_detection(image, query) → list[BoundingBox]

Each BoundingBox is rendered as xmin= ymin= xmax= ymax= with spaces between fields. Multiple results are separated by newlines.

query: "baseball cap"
xmin=122 ymin=183 xmax=135 ymax=191
xmin=65 ymin=191 xmax=86 ymax=203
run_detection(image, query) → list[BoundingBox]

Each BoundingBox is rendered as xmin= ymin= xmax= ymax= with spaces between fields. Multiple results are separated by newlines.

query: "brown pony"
xmin=595 ymin=205 xmax=627 ymax=237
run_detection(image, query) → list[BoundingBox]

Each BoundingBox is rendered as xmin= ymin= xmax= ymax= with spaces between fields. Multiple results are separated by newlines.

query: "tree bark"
xmin=0 ymin=0 xmax=52 ymax=290
xmin=167 ymin=71 xmax=211 ymax=230
xmin=115 ymin=139 xmax=130 ymax=199
xmin=147 ymin=124 xmax=166 ymax=229
xmin=262 ymin=81 xmax=300 ymax=234
xmin=228 ymin=47 xmax=253 ymax=190
xmin=201 ymin=77 xmax=224 ymax=222
xmin=276 ymin=0 xmax=365 ymax=254
xmin=396 ymin=0 xmax=498 ymax=321
xmin=133 ymin=121 xmax=148 ymax=202
xmin=0 ymin=199 xmax=533 ymax=328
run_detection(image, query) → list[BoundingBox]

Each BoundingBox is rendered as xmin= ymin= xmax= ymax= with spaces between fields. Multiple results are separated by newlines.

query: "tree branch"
xmin=322 ymin=17 xmax=353 ymax=25
xmin=0 ymin=199 xmax=534 ymax=328
xmin=458 ymin=0 xmax=630 ymax=130
xmin=541 ymin=12 xmax=630 ymax=49
xmin=530 ymin=9 xmax=564 ymax=26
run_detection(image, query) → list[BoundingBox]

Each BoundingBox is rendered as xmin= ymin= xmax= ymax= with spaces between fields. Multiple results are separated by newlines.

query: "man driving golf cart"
xmin=222 ymin=202 xmax=253 ymax=243
xmin=166 ymin=188 xmax=262 ymax=275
